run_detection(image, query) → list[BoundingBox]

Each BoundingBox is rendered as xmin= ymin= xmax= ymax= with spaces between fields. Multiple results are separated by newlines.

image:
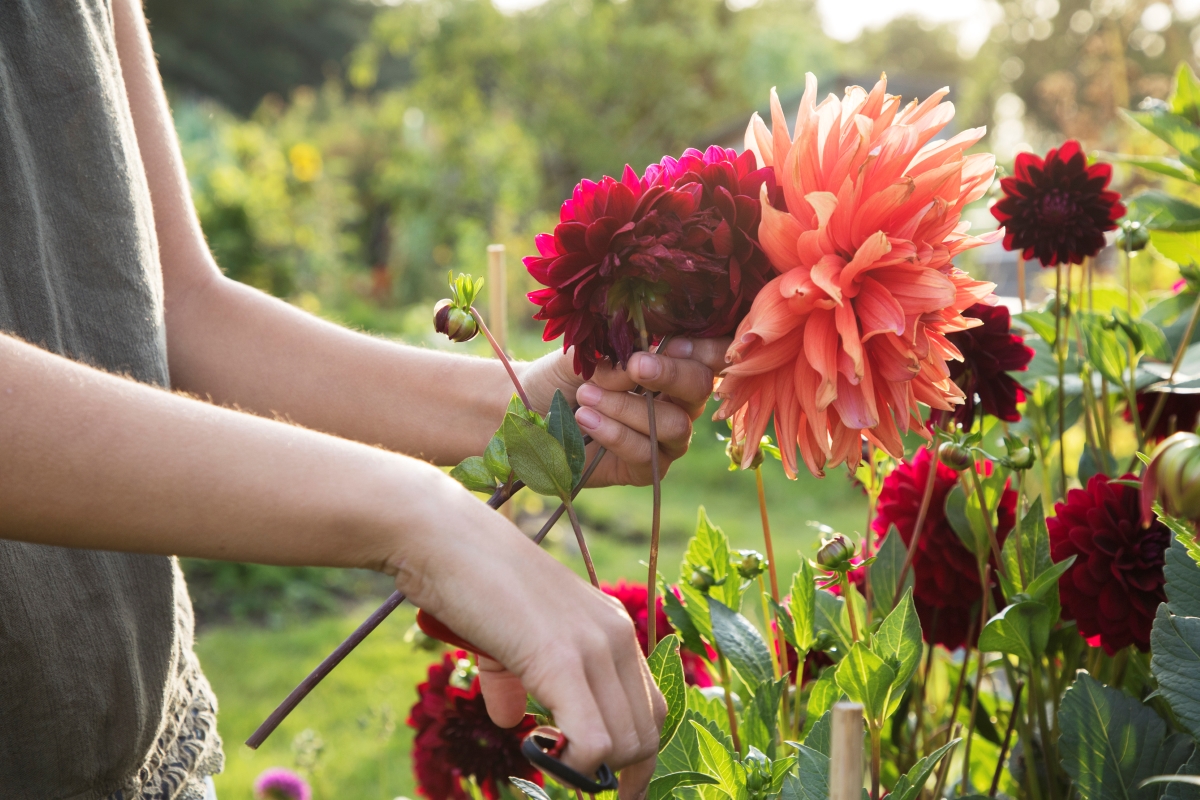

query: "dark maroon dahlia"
xmin=990 ymin=140 xmax=1125 ymax=267
xmin=525 ymin=146 xmax=777 ymax=379
xmin=945 ymin=303 xmax=1035 ymax=429
xmin=408 ymin=651 xmax=541 ymax=800
xmin=871 ymin=447 xmax=1016 ymax=650
xmin=601 ymin=580 xmax=713 ymax=687
xmin=1049 ymin=474 xmax=1169 ymax=655
xmin=1125 ymin=390 xmax=1200 ymax=441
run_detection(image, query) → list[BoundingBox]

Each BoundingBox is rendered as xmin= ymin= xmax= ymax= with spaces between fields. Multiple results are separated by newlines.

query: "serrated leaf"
xmin=663 ymin=585 xmax=708 ymax=658
xmin=1060 ymin=672 xmax=1178 ymax=800
xmin=688 ymin=687 xmax=735 ymax=745
xmin=483 ymin=434 xmax=510 ymax=482
xmin=1024 ymin=555 xmax=1076 ymax=604
xmin=506 ymin=393 xmax=538 ymax=422
xmin=1151 ymin=605 xmax=1200 ymax=742
xmin=814 ymin=589 xmax=852 ymax=658
xmin=710 ymin=598 xmax=773 ymax=688
xmin=783 ymin=749 xmax=828 ymax=800
xmin=692 ymin=720 xmax=747 ymax=800
xmin=803 ymin=709 xmax=833 ymax=756
xmin=870 ymin=589 xmax=922 ymax=715
xmin=450 ymin=456 xmax=499 ymax=493
xmin=1001 ymin=496 xmax=1059 ymax=613
xmin=771 ymin=597 xmax=798 ymax=650
xmin=502 ymin=413 xmax=573 ymax=500
xmin=789 ymin=559 xmax=816 ymax=653
xmin=682 ymin=508 xmax=738 ymax=612
xmin=649 ymin=635 xmax=687 ymax=752
xmin=742 ymin=677 xmax=787 ymax=759
xmin=646 ymin=772 xmax=719 ymax=800
xmin=656 ymin=709 xmax=705 ymax=776
xmin=1164 ymin=533 xmax=1200 ymax=618
xmin=945 ymin=484 xmax=989 ymax=559
xmin=888 ymin=738 xmax=960 ymax=800
xmin=768 ymin=756 xmax=797 ymax=795
xmin=545 ymin=389 xmax=585 ymax=487
xmin=868 ymin=526 xmax=912 ymax=619
xmin=509 ymin=777 xmax=553 ymax=800
xmin=803 ymin=678 xmax=838 ymax=747
xmin=977 ymin=601 xmax=1052 ymax=662
xmin=835 ymin=642 xmax=896 ymax=723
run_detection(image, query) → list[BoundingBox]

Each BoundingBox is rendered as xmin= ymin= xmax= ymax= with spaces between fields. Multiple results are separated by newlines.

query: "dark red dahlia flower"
xmin=525 ymin=146 xmax=777 ymax=378
xmin=1125 ymin=390 xmax=1200 ymax=441
xmin=1049 ymin=474 xmax=1169 ymax=655
xmin=602 ymin=580 xmax=713 ymax=687
xmin=990 ymin=140 xmax=1124 ymax=267
xmin=408 ymin=651 xmax=541 ymax=800
xmin=945 ymin=303 xmax=1034 ymax=429
xmin=871 ymin=447 xmax=1015 ymax=650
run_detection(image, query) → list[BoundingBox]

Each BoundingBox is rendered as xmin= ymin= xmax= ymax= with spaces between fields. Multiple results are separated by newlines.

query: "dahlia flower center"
xmin=1038 ymin=190 xmax=1078 ymax=225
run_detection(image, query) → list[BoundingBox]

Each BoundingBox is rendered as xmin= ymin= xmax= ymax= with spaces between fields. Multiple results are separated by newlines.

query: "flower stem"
xmin=635 ymin=311 xmax=664 ymax=652
xmin=894 ymin=441 xmax=939 ymax=607
xmin=870 ymin=722 xmax=883 ymax=800
xmin=990 ymin=681 xmax=1024 ymax=797
xmin=863 ymin=443 xmax=877 ymax=626
xmin=966 ymin=467 xmax=1008 ymax=585
xmin=1018 ymin=253 xmax=1027 ymax=313
xmin=1055 ymin=262 xmax=1068 ymax=499
xmin=755 ymin=466 xmax=781 ymax=603
xmin=718 ymin=654 xmax=742 ymax=753
xmin=1031 ymin=660 xmax=1060 ymax=800
xmin=931 ymin=724 xmax=962 ymax=800
xmin=1137 ymin=289 xmax=1200 ymax=469
xmin=470 ymin=307 xmax=533 ymax=411
xmin=960 ymin=567 xmax=992 ymax=795
xmin=564 ymin=498 xmax=599 ymax=588
xmin=839 ymin=572 xmax=860 ymax=643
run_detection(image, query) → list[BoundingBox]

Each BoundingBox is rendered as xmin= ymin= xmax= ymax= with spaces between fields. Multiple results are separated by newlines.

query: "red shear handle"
xmin=416 ymin=609 xmax=496 ymax=660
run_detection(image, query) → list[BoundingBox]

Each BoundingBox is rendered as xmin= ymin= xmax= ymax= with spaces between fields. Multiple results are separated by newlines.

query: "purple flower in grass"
xmin=254 ymin=767 xmax=312 ymax=800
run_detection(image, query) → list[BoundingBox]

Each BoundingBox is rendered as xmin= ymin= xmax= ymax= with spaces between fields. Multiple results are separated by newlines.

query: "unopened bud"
xmin=449 ymin=657 xmax=478 ymax=690
xmin=735 ymin=549 xmax=766 ymax=580
xmin=404 ymin=623 xmax=442 ymax=653
xmin=1001 ymin=435 xmax=1036 ymax=471
xmin=1118 ymin=219 xmax=1150 ymax=253
xmin=689 ymin=565 xmax=725 ymax=593
xmin=938 ymin=441 xmax=972 ymax=472
xmin=743 ymin=747 xmax=772 ymax=795
xmin=1146 ymin=432 xmax=1200 ymax=522
xmin=434 ymin=299 xmax=478 ymax=343
xmin=725 ymin=437 xmax=764 ymax=471
xmin=816 ymin=534 xmax=856 ymax=572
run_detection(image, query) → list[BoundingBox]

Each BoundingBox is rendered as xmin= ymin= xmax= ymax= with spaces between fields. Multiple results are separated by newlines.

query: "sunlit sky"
xmin=491 ymin=0 xmax=1003 ymax=48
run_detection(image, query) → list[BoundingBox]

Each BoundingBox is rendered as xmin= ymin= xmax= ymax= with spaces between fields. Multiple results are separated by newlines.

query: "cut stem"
xmin=636 ymin=315 xmax=664 ymax=650
xmin=894 ymin=441 xmax=940 ymax=607
xmin=564 ymin=499 xmax=598 ymax=587
xmin=470 ymin=308 xmax=532 ymax=411
xmin=1055 ymin=263 xmax=1068 ymax=498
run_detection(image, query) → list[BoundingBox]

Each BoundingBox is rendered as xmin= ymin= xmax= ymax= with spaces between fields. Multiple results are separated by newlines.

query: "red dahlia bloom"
xmin=602 ymin=580 xmax=713 ymax=687
xmin=525 ymin=146 xmax=777 ymax=379
xmin=990 ymin=140 xmax=1124 ymax=267
xmin=1049 ymin=474 xmax=1169 ymax=654
xmin=408 ymin=651 xmax=541 ymax=800
xmin=1126 ymin=390 xmax=1200 ymax=441
xmin=944 ymin=303 xmax=1034 ymax=428
xmin=871 ymin=447 xmax=1015 ymax=649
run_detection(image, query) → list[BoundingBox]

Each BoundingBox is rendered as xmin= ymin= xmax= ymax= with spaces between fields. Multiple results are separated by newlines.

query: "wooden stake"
xmin=487 ymin=245 xmax=508 ymax=355
xmin=830 ymin=702 xmax=864 ymax=800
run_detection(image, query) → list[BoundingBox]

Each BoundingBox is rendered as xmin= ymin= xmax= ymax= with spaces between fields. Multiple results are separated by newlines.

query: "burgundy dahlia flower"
xmin=990 ymin=140 xmax=1124 ymax=267
xmin=525 ymin=146 xmax=777 ymax=378
xmin=1126 ymin=390 xmax=1200 ymax=441
xmin=254 ymin=768 xmax=311 ymax=800
xmin=945 ymin=303 xmax=1034 ymax=429
xmin=602 ymin=580 xmax=713 ymax=687
xmin=1049 ymin=474 xmax=1169 ymax=655
xmin=408 ymin=651 xmax=541 ymax=800
xmin=871 ymin=447 xmax=1015 ymax=650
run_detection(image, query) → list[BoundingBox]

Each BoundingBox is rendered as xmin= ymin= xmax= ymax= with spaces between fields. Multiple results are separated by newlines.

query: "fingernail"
xmin=664 ymin=338 xmax=693 ymax=358
xmin=632 ymin=353 xmax=662 ymax=381
xmin=577 ymin=383 xmax=603 ymax=406
xmin=576 ymin=407 xmax=602 ymax=429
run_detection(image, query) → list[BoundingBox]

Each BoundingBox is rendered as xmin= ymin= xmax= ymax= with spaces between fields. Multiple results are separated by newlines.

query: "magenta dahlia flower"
xmin=1049 ymin=474 xmax=1169 ymax=654
xmin=525 ymin=146 xmax=777 ymax=379
xmin=254 ymin=768 xmax=311 ymax=800
xmin=872 ymin=447 xmax=1015 ymax=649
xmin=945 ymin=303 xmax=1034 ymax=428
xmin=990 ymin=140 xmax=1124 ymax=267
xmin=408 ymin=651 xmax=541 ymax=800
xmin=602 ymin=580 xmax=713 ymax=687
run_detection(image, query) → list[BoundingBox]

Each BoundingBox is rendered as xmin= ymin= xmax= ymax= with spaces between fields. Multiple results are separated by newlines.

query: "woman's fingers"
xmin=576 ymin=385 xmax=692 ymax=458
xmin=477 ymin=657 xmax=531 ymax=729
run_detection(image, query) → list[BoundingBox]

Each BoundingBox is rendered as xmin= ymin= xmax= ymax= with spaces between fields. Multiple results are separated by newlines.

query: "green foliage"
xmin=867 ymin=526 xmax=912 ymax=620
xmin=546 ymin=389 xmax=586 ymax=488
xmin=869 ymin=590 xmax=922 ymax=716
xmin=888 ymin=739 xmax=961 ymax=800
xmin=742 ymin=678 xmax=788 ymax=760
xmin=788 ymin=559 xmax=816 ymax=654
xmin=501 ymin=412 xmax=573 ymax=500
xmin=449 ymin=455 xmax=498 ymax=493
xmin=646 ymin=772 xmax=719 ymax=800
xmin=1153 ymin=531 xmax=1200 ymax=742
xmin=648 ymin=635 xmax=688 ymax=752
xmin=835 ymin=644 xmax=896 ymax=724
xmin=710 ymin=598 xmax=774 ymax=688
xmin=978 ymin=601 xmax=1053 ymax=662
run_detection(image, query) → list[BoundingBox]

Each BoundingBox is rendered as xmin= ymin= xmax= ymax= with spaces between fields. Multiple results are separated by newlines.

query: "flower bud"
xmin=449 ymin=657 xmax=478 ymax=690
xmin=938 ymin=441 xmax=972 ymax=472
xmin=743 ymin=747 xmax=772 ymax=796
xmin=1001 ymin=434 xmax=1036 ymax=471
xmin=404 ymin=623 xmax=442 ymax=653
xmin=735 ymin=549 xmax=766 ymax=580
xmin=1117 ymin=219 xmax=1150 ymax=253
xmin=688 ymin=565 xmax=724 ymax=593
xmin=725 ymin=437 xmax=764 ymax=471
xmin=434 ymin=299 xmax=478 ymax=343
xmin=816 ymin=534 xmax=856 ymax=572
xmin=1144 ymin=432 xmax=1200 ymax=523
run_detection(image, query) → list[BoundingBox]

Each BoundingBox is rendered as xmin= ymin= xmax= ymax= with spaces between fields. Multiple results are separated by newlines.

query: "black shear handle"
xmin=521 ymin=726 xmax=619 ymax=794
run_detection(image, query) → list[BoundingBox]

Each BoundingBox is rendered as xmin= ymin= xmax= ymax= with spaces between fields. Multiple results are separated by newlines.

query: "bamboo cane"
xmin=830 ymin=703 xmax=865 ymax=800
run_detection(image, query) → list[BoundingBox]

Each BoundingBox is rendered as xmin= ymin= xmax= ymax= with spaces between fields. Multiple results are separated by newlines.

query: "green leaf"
xmin=663 ymin=585 xmax=708 ymax=658
xmin=506 ymin=393 xmax=538 ymax=423
xmin=1018 ymin=310 xmax=1059 ymax=347
xmin=655 ymin=709 xmax=707 ymax=776
xmin=1129 ymin=190 xmax=1200 ymax=232
xmin=789 ymin=560 xmax=816 ymax=653
xmin=483 ymin=434 xmax=510 ymax=483
xmin=501 ymin=413 xmax=573 ymax=500
xmin=768 ymin=757 xmax=797 ymax=796
xmin=450 ymin=456 xmax=499 ymax=493
xmin=1101 ymin=152 xmax=1197 ymax=183
xmin=783 ymin=748 xmax=829 ymax=800
xmin=510 ymin=777 xmax=553 ymax=800
xmin=545 ymin=389 xmax=585 ymax=488
xmin=1124 ymin=108 xmax=1200 ymax=170
xmin=1164 ymin=532 xmax=1200 ymax=618
xmin=1001 ymin=496 xmax=1056 ymax=600
xmin=646 ymin=772 xmax=719 ymax=800
xmin=771 ymin=597 xmax=798 ymax=650
xmin=1151 ymin=605 xmax=1200 ymax=741
xmin=1023 ymin=555 xmax=1077 ymax=604
xmin=1152 ymin=229 xmax=1200 ymax=269
xmin=870 ymin=588 xmax=922 ymax=715
xmin=868 ymin=526 xmax=912 ymax=619
xmin=687 ymin=687 xmax=735 ymax=745
xmin=835 ymin=642 xmax=896 ymax=723
xmin=803 ymin=709 xmax=833 ymax=755
xmin=742 ymin=677 xmax=787 ymax=759
xmin=648 ymin=634 xmax=687 ymax=752
xmin=1081 ymin=312 xmax=1132 ymax=387
xmin=1060 ymin=671 xmax=1179 ymax=800
xmin=1172 ymin=62 xmax=1200 ymax=124
xmin=803 ymin=676 xmax=838 ymax=746
xmin=682 ymin=508 xmax=737 ymax=612
xmin=814 ymin=589 xmax=852 ymax=658
xmin=977 ymin=601 xmax=1052 ymax=662
xmin=709 ymin=598 xmax=774 ymax=688
xmin=692 ymin=720 xmax=747 ymax=800
xmin=888 ymin=738 xmax=961 ymax=800
xmin=679 ymin=582 xmax=715 ymax=649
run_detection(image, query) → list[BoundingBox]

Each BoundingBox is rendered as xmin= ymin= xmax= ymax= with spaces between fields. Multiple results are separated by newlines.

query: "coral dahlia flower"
xmin=872 ymin=447 xmax=1015 ymax=649
xmin=602 ymin=580 xmax=713 ymax=687
xmin=990 ymin=140 xmax=1124 ymax=267
xmin=408 ymin=651 xmax=541 ymax=800
xmin=945 ymin=303 xmax=1034 ymax=429
xmin=1049 ymin=474 xmax=1169 ymax=654
xmin=526 ymin=147 xmax=778 ymax=379
xmin=716 ymin=74 xmax=1001 ymax=476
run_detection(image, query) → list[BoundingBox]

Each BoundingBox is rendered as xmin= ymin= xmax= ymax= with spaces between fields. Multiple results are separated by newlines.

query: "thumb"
xmin=477 ymin=656 xmax=532 ymax=729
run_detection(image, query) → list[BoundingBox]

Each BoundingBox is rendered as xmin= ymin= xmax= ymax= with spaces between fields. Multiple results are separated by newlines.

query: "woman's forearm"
xmin=0 ymin=332 xmax=487 ymax=576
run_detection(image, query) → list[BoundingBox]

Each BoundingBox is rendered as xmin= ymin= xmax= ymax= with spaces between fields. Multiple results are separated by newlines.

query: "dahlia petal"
xmin=835 ymin=298 xmax=865 ymax=379
xmin=841 ymin=230 xmax=893 ymax=292
xmin=758 ymin=184 xmax=806 ymax=272
xmin=804 ymin=308 xmax=840 ymax=410
xmin=874 ymin=268 xmax=957 ymax=314
xmin=856 ymin=277 xmax=906 ymax=341
xmin=811 ymin=254 xmax=845 ymax=304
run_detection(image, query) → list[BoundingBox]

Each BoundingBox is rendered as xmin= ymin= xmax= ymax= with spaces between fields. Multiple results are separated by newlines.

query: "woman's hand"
xmin=521 ymin=337 xmax=732 ymax=487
